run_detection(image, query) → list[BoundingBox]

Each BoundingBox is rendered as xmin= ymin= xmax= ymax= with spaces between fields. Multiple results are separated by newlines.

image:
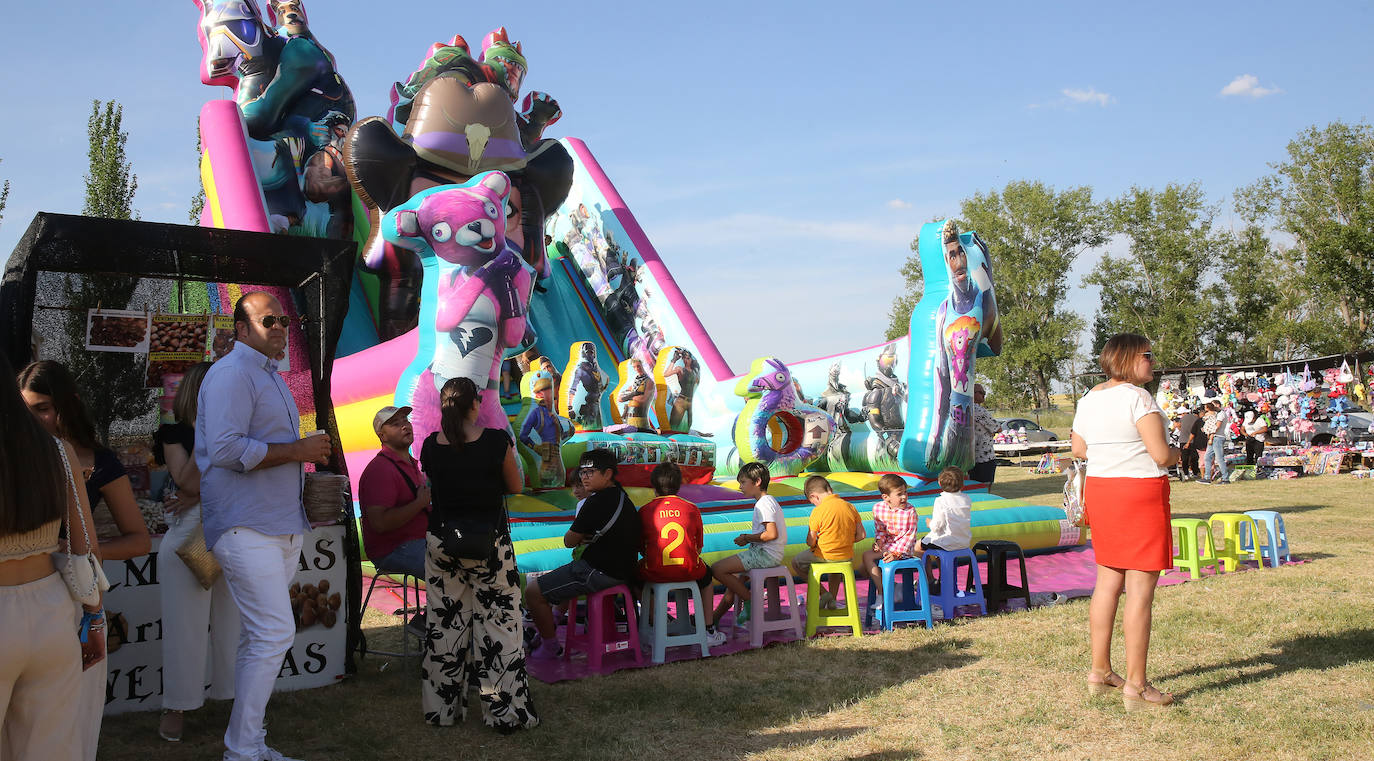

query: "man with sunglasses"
xmin=196 ymin=291 xmax=331 ymax=761
xmin=523 ymin=448 xmax=639 ymax=658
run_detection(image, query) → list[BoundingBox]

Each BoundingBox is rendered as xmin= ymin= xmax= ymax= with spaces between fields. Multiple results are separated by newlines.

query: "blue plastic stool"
xmin=923 ymin=547 xmax=986 ymax=620
xmin=863 ymin=558 xmax=933 ymax=631
xmin=1241 ymin=510 xmax=1289 ymax=568
xmin=639 ymin=581 xmax=712 ymax=664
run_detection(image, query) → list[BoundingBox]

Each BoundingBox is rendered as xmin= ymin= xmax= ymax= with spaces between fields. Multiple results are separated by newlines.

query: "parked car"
xmin=996 ymin=418 xmax=1059 ymax=443
xmin=1304 ymin=408 xmax=1374 ymax=445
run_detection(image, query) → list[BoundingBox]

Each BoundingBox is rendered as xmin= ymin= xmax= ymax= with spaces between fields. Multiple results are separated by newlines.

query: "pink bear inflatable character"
xmin=378 ymin=171 xmax=533 ymax=442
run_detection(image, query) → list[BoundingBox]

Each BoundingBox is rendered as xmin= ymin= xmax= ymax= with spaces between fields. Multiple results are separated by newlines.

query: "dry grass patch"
xmin=97 ymin=468 xmax=1374 ymax=761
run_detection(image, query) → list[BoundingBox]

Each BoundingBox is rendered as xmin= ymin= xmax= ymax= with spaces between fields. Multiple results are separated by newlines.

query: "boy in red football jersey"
xmin=639 ymin=462 xmax=727 ymax=647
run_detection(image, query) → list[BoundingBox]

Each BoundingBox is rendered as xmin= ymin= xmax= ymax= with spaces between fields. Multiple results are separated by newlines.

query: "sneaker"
xmin=530 ymin=638 xmax=563 ymax=659
xmin=158 ymin=710 xmax=183 ymax=742
xmin=705 ymin=628 xmax=728 ymax=648
xmin=257 ymin=748 xmax=304 ymax=761
xmin=1197 ymin=478 xmax=1213 ymax=485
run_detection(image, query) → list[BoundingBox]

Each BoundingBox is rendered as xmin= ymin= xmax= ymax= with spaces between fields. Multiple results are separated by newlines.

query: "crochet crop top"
xmin=0 ymin=519 xmax=61 ymax=562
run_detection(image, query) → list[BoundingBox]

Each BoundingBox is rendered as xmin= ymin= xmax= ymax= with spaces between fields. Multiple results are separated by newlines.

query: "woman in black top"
xmin=419 ymin=376 xmax=537 ymax=733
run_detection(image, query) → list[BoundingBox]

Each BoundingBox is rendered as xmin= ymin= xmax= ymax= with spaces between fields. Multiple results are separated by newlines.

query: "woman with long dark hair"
xmin=1 ymin=350 xmax=104 ymax=760
xmin=153 ymin=362 xmax=240 ymax=742
xmin=18 ymin=359 xmax=151 ymax=758
xmin=1070 ymin=334 xmax=1179 ymax=710
xmin=418 ymin=376 xmax=537 ymax=733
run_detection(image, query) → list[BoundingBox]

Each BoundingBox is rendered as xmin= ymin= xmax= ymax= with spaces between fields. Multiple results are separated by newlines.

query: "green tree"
xmin=1085 ymin=183 xmax=1225 ymax=368
xmin=884 ymin=237 xmax=922 ymax=340
xmin=1236 ymin=121 xmax=1374 ymax=351
xmin=189 ymin=120 xmax=205 ymax=223
xmin=83 ymin=100 xmax=138 ymax=220
xmin=951 ymin=181 xmax=1105 ymax=408
xmin=66 ymin=99 xmax=149 ymax=444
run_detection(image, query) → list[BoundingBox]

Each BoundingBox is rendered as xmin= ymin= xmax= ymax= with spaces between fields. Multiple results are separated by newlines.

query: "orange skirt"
xmin=1084 ymin=476 xmax=1172 ymax=571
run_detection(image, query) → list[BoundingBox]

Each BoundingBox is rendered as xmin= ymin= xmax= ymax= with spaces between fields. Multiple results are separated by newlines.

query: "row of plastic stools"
xmin=1171 ymin=510 xmax=1289 ymax=578
xmin=562 ymin=541 xmax=1038 ymax=664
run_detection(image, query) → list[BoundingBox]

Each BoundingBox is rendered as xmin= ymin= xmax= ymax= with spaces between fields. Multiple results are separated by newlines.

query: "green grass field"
xmin=97 ymin=468 xmax=1374 ymax=761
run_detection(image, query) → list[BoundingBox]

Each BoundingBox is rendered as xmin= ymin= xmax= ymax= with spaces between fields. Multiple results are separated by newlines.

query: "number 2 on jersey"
xmin=660 ymin=521 xmax=686 ymax=566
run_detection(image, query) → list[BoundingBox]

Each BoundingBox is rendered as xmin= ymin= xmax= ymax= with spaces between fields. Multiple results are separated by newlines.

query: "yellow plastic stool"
xmin=1170 ymin=518 xmax=1221 ymax=579
xmin=1209 ymin=513 xmax=1264 ymax=572
xmin=804 ymin=560 xmax=862 ymax=638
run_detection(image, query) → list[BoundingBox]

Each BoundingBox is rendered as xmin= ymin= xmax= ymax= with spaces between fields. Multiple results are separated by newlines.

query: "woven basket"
xmin=304 ymin=472 xmax=350 ymax=525
xmin=174 ymin=522 xmax=223 ymax=590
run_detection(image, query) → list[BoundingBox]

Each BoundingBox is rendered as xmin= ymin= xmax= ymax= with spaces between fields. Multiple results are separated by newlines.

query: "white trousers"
xmin=0 ymin=572 xmax=83 ymax=761
xmin=161 ymin=506 xmax=241 ymax=710
xmin=212 ymin=527 xmax=301 ymax=761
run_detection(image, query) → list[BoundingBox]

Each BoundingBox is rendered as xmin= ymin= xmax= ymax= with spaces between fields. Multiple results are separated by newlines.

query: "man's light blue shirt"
xmin=196 ymin=341 xmax=310 ymax=549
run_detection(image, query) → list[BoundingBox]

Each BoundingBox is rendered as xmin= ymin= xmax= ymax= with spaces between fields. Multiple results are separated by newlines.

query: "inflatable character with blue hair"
xmin=899 ymin=220 xmax=1002 ymax=477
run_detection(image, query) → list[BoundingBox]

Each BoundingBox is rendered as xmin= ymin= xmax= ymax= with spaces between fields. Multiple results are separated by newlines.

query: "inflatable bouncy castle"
xmin=189 ymin=2 xmax=1080 ymax=577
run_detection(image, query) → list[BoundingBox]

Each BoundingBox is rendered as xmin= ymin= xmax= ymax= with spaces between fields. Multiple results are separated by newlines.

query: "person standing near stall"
xmin=18 ymin=359 xmax=151 ymax=760
xmin=197 ymin=291 xmax=331 ymax=761
xmin=969 ymin=383 xmax=1000 ymax=484
xmin=1070 ymin=334 xmax=1178 ymax=710
xmin=153 ymin=361 xmax=241 ymax=743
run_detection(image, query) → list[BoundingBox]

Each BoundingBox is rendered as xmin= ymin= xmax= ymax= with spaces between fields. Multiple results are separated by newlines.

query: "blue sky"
xmin=1 ymin=1 xmax=1370 ymax=373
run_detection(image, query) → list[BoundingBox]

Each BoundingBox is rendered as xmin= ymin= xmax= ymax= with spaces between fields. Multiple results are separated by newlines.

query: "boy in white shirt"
xmin=711 ymin=462 xmax=787 ymax=624
xmin=920 ymin=467 xmax=973 ymax=554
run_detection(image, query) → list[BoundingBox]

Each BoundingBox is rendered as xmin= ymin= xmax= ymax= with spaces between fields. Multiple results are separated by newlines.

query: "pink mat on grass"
xmin=362 ymin=546 xmax=1307 ymax=683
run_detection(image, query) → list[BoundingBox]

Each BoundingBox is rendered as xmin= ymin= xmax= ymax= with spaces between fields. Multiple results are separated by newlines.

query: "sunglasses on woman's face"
xmin=258 ymin=315 xmax=291 ymax=329
xmin=1140 ymin=351 xmax=1153 ymax=360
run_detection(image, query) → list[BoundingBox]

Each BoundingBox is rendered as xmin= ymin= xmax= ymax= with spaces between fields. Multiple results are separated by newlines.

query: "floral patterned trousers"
xmin=422 ymin=531 xmax=539 ymax=731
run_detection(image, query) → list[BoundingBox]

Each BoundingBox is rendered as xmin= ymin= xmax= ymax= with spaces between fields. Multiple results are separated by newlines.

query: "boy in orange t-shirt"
xmin=790 ymin=475 xmax=866 ymax=608
xmin=639 ymin=462 xmax=727 ymax=646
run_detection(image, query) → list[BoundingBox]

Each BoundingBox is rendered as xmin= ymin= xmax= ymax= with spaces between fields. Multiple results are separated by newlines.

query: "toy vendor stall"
xmin=1 ymin=213 xmax=361 ymax=714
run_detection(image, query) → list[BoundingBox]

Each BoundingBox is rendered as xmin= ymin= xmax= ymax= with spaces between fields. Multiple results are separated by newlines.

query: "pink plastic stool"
xmin=563 ymin=585 xmax=643 ymax=669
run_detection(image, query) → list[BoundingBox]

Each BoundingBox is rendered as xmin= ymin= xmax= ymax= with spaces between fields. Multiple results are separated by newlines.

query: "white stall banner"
xmin=101 ymin=525 xmax=349 ymax=715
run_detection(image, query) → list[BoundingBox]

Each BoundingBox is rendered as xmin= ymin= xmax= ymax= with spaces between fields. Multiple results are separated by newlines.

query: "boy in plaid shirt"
xmin=860 ymin=474 xmax=920 ymax=605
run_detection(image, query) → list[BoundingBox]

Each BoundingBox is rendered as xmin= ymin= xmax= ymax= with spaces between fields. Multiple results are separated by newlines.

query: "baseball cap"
xmin=372 ymin=405 xmax=413 ymax=436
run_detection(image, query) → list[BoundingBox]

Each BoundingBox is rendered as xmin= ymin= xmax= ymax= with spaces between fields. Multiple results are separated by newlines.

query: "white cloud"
xmin=1061 ymin=87 xmax=1114 ymax=106
xmin=886 ymin=198 xmax=912 ymax=210
xmin=1220 ymin=74 xmax=1281 ymax=98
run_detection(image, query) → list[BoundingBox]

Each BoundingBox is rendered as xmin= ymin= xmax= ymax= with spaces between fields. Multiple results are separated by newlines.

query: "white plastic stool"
xmin=639 ymin=581 xmax=711 ymax=664
xmin=730 ymin=565 xmax=803 ymax=648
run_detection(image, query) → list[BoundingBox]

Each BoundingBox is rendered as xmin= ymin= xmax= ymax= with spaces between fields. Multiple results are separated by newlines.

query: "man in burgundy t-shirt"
xmin=358 ymin=405 xmax=431 ymax=578
xmin=639 ymin=462 xmax=727 ymax=646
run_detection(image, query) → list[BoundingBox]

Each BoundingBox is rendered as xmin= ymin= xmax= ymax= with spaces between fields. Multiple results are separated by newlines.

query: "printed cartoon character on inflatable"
xmin=344 ymin=31 xmax=570 ymax=341
xmin=731 ymin=357 xmax=833 ymax=477
xmin=560 ymin=341 xmax=608 ymax=432
xmin=900 ymin=220 xmax=1002 ymax=477
xmin=654 ymin=346 xmax=701 ymax=434
xmin=375 ymin=172 xmax=528 ymax=444
xmin=514 ymin=361 xmax=569 ymax=489
xmin=863 ymin=343 xmax=907 ymax=463
xmin=195 ymin=0 xmax=356 ymax=234
xmin=612 ymin=358 xmax=655 ymax=430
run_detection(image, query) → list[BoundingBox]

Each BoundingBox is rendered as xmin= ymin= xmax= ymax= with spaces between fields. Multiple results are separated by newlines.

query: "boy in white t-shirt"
xmin=920 ymin=467 xmax=973 ymax=553
xmin=711 ymin=462 xmax=787 ymax=624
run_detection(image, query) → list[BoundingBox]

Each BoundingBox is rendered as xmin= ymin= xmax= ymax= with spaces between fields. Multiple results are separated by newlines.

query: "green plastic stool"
xmin=804 ymin=560 xmax=862 ymax=638
xmin=1209 ymin=513 xmax=1264 ymax=572
xmin=1170 ymin=518 xmax=1221 ymax=579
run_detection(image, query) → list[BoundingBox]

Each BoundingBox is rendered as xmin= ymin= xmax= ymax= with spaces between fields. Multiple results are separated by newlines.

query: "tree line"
xmin=886 ymin=121 xmax=1374 ymax=410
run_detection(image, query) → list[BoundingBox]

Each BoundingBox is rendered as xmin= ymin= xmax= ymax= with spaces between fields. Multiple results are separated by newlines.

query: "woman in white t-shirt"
xmin=1070 ymin=334 xmax=1179 ymax=710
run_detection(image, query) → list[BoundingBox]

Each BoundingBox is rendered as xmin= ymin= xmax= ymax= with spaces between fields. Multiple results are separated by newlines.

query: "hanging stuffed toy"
xmin=1256 ymin=374 xmax=1271 ymax=391
xmin=1300 ymin=363 xmax=1316 ymax=392
xmin=1337 ymin=360 xmax=1354 ymax=384
xmin=1328 ymin=396 xmax=1352 ymax=415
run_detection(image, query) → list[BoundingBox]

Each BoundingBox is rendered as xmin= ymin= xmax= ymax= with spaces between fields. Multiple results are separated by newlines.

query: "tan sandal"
xmin=1086 ymin=669 xmax=1125 ymax=697
xmin=1122 ymin=682 xmax=1174 ymax=711
xmin=158 ymin=710 xmax=184 ymax=742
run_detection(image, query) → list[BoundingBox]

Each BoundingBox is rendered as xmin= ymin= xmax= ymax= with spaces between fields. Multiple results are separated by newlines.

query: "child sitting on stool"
xmin=710 ymin=462 xmax=787 ymax=625
xmin=638 ymin=462 xmax=728 ymax=647
xmin=860 ymin=474 xmax=919 ymax=608
xmin=791 ymin=475 xmax=866 ymax=609
xmin=920 ymin=467 xmax=974 ymax=578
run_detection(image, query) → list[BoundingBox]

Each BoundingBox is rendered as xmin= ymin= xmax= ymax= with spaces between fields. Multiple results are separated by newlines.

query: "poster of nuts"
xmin=84 ymin=309 xmax=150 ymax=353
xmin=147 ymin=314 xmax=210 ymax=387
xmin=210 ymin=314 xmax=236 ymax=360
xmin=290 ymin=578 xmax=343 ymax=630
